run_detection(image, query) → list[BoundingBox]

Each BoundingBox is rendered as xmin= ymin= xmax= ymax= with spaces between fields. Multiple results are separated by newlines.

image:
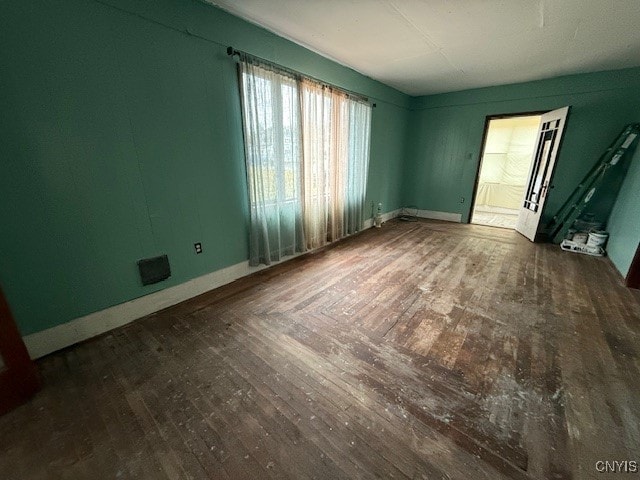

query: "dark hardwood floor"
xmin=1 ymin=219 xmax=639 ymax=479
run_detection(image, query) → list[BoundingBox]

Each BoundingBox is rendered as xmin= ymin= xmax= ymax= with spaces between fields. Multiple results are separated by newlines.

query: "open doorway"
xmin=471 ymin=114 xmax=542 ymax=229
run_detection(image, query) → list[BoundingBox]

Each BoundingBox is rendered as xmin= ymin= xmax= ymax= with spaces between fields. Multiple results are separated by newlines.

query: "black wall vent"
xmin=137 ymin=255 xmax=171 ymax=286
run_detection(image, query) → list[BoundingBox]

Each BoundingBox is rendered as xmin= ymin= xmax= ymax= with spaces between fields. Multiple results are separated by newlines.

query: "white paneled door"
xmin=515 ymin=107 xmax=570 ymax=241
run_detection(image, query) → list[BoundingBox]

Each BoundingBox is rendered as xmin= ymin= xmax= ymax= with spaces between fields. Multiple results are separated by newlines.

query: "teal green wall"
xmin=3 ymin=0 xmax=639 ymax=338
xmin=366 ymin=102 xmax=411 ymax=216
xmin=0 ymin=0 xmax=411 ymax=335
xmin=607 ymin=147 xmax=640 ymax=277
xmin=404 ymin=68 xmax=640 ymax=224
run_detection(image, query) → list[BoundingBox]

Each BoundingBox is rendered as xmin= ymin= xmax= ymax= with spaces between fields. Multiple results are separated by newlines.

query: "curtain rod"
xmin=227 ymin=47 xmax=375 ymax=107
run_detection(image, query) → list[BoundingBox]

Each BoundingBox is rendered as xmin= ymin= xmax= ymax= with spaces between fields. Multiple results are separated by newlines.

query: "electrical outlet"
xmin=194 ymin=242 xmax=202 ymax=254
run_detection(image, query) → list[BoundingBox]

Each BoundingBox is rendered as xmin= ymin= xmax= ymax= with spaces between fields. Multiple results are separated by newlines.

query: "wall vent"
xmin=137 ymin=255 xmax=171 ymax=286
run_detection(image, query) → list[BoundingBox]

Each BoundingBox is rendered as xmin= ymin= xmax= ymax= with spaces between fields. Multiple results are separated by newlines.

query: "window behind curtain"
xmin=238 ymin=55 xmax=371 ymax=266
xmin=239 ymin=59 xmax=305 ymax=266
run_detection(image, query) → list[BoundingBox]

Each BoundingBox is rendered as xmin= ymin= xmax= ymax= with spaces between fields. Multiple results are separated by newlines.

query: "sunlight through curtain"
xmin=300 ymin=80 xmax=371 ymax=249
xmin=238 ymin=55 xmax=371 ymax=265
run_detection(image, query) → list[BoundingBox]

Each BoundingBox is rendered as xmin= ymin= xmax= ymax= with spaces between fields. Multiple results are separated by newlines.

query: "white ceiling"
xmin=207 ymin=0 xmax=640 ymax=96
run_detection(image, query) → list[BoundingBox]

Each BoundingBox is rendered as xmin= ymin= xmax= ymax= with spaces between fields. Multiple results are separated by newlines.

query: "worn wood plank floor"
xmin=1 ymin=219 xmax=639 ymax=479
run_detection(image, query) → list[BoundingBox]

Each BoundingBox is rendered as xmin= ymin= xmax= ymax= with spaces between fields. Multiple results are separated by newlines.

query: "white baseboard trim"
xmin=415 ymin=209 xmax=462 ymax=223
xmin=22 ymin=259 xmax=275 ymax=359
xmin=23 ymin=207 xmax=450 ymax=359
xmin=22 ymin=211 xmax=399 ymax=360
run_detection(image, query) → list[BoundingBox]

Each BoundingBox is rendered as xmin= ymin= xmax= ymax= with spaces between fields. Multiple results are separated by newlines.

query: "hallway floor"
xmin=472 ymin=206 xmax=520 ymax=229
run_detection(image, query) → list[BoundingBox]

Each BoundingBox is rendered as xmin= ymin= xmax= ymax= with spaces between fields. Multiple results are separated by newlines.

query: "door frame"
xmin=0 ymin=287 xmax=39 ymax=415
xmin=468 ymin=110 xmax=548 ymax=225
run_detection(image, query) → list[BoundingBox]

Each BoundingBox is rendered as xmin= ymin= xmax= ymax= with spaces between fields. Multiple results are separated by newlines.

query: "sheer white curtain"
xmin=300 ymin=81 xmax=337 ymax=249
xmin=239 ymin=55 xmax=306 ymax=265
xmin=344 ymin=100 xmax=372 ymax=235
xmin=238 ymin=55 xmax=372 ymax=265
xmin=300 ymin=80 xmax=371 ymax=250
